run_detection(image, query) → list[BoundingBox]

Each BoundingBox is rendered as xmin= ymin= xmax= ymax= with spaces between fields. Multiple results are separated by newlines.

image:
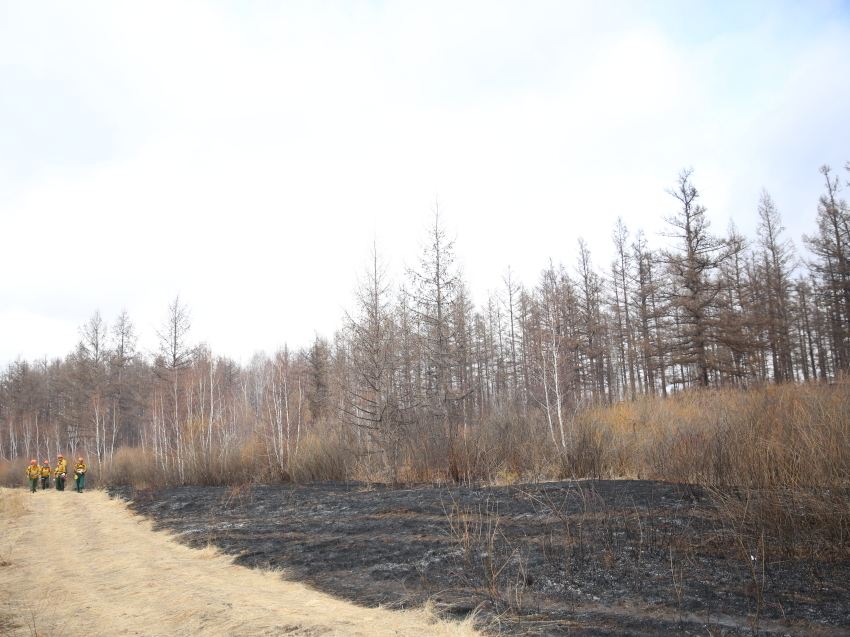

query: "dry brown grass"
xmin=0 ymin=459 xmax=28 ymax=489
xmin=0 ymin=488 xmax=27 ymax=522
xmin=549 ymin=381 xmax=850 ymax=488
xmin=336 ymin=381 xmax=850 ymax=489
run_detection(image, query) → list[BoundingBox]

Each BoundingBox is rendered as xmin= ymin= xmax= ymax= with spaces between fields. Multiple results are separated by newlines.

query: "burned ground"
xmin=109 ymin=480 xmax=850 ymax=636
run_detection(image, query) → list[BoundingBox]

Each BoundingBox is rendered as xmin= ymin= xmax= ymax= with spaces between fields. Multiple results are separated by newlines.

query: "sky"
xmin=1 ymin=1 xmax=849 ymax=366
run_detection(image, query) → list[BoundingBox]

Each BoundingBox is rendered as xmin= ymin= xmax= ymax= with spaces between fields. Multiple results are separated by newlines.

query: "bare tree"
xmin=501 ymin=266 xmax=523 ymax=402
xmin=803 ymin=166 xmax=850 ymax=373
xmin=76 ymin=310 xmax=110 ymax=461
xmin=535 ymin=261 xmax=573 ymax=449
xmin=661 ymin=169 xmax=729 ymax=387
xmin=407 ymin=203 xmax=469 ymax=480
xmin=611 ymin=218 xmax=638 ymax=398
xmin=154 ymin=295 xmax=193 ymax=482
xmin=342 ymin=241 xmax=406 ymax=478
xmin=305 ymin=335 xmax=331 ymax=424
xmin=108 ymin=308 xmax=137 ymax=454
xmin=156 ymin=296 xmax=193 ymax=374
xmin=575 ymin=238 xmax=607 ymax=401
xmin=755 ymin=190 xmax=797 ymax=381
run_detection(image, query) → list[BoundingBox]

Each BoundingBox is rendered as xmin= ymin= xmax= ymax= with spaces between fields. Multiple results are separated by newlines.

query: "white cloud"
xmin=1 ymin=1 xmax=849 ymax=364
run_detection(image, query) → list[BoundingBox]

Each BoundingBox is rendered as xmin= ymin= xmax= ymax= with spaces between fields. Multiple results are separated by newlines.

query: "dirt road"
xmin=0 ymin=489 xmax=479 ymax=637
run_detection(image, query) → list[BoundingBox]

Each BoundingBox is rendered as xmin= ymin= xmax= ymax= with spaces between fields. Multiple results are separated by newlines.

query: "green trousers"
xmin=29 ymin=478 xmax=38 ymax=492
xmin=55 ymin=475 xmax=66 ymax=491
xmin=75 ymin=473 xmax=86 ymax=491
xmin=40 ymin=476 xmax=49 ymax=490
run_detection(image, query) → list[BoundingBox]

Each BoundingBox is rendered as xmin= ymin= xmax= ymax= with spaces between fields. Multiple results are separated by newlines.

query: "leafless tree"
xmin=407 ymin=203 xmax=470 ymax=480
xmin=803 ymin=166 xmax=850 ymax=373
xmin=154 ymin=295 xmax=193 ymax=482
xmin=661 ymin=169 xmax=729 ymax=387
xmin=755 ymin=190 xmax=797 ymax=382
xmin=342 ymin=241 xmax=407 ymax=479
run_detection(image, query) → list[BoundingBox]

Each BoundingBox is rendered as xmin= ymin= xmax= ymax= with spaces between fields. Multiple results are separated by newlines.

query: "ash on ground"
xmin=109 ymin=480 xmax=850 ymax=636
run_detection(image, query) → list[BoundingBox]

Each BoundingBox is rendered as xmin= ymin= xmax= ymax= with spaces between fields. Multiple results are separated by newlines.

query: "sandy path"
xmin=0 ymin=489 xmax=479 ymax=637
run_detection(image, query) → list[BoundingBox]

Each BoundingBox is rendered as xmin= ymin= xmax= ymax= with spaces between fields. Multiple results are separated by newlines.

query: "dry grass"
xmin=0 ymin=489 xmax=27 ymax=522
xmin=332 ymin=381 xmax=850 ymax=490
xmin=0 ymin=460 xmax=28 ymax=489
xmin=549 ymin=381 xmax=850 ymax=488
xmin=0 ymin=489 xmax=481 ymax=637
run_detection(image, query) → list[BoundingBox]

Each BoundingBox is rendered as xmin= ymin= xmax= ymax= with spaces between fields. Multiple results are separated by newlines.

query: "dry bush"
xmin=531 ymin=383 xmax=850 ymax=563
xmin=185 ymin=439 xmax=258 ymax=487
xmin=0 ymin=458 xmax=28 ymax=489
xmin=287 ymin=432 xmax=349 ymax=482
xmin=100 ymin=446 xmax=161 ymax=488
xmin=0 ymin=487 xmax=27 ymax=521
xmin=443 ymin=490 xmax=529 ymax=614
xmin=543 ymin=382 xmax=850 ymax=489
xmin=707 ymin=485 xmax=850 ymax=560
xmin=452 ymin=412 xmax=551 ymax=484
xmin=330 ymin=381 xmax=850 ymax=489
xmin=384 ymin=411 xmax=561 ymax=485
xmin=101 ymin=442 xmax=261 ymax=488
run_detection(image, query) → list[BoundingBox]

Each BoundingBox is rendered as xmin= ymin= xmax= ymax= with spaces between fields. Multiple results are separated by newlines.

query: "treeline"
xmin=1 ymin=165 xmax=850 ymax=486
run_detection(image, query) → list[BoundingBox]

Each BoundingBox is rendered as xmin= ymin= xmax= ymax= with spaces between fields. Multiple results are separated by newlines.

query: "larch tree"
xmin=575 ymin=238 xmax=607 ymax=401
xmin=76 ymin=310 xmax=110 ymax=461
xmin=611 ymin=218 xmax=638 ymax=399
xmin=501 ymin=266 xmax=523 ymax=403
xmin=155 ymin=295 xmax=193 ymax=482
xmin=305 ymin=335 xmax=332 ymax=424
xmin=342 ymin=241 xmax=405 ymax=478
xmin=109 ymin=308 xmax=137 ymax=453
xmin=803 ymin=165 xmax=850 ymax=373
xmin=755 ymin=190 xmax=797 ymax=382
xmin=630 ymin=231 xmax=668 ymax=395
xmin=716 ymin=221 xmax=760 ymax=382
xmin=661 ymin=169 xmax=729 ymax=388
xmin=407 ymin=204 xmax=469 ymax=480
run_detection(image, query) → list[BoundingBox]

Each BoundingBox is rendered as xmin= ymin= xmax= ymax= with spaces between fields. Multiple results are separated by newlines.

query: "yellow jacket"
xmin=74 ymin=463 xmax=87 ymax=475
xmin=56 ymin=459 xmax=67 ymax=474
xmin=54 ymin=464 xmax=66 ymax=478
xmin=40 ymin=465 xmax=51 ymax=477
xmin=26 ymin=465 xmax=40 ymax=479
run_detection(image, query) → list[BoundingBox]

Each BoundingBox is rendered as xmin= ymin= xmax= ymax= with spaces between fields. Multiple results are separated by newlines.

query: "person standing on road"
xmin=40 ymin=461 xmax=51 ymax=490
xmin=26 ymin=460 xmax=40 ymax=493
xmin=74 ymin=458 xmax=87 ymax=493
xmin=55 ymin=455 xmax=67 ymax=491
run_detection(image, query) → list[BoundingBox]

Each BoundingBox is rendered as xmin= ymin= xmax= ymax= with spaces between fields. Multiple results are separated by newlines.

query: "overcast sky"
xmin=1 ymin=1 xmax=849 ymax=366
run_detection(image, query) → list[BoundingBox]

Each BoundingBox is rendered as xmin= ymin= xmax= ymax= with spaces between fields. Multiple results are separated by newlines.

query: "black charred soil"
xmin=109 ymin=480 xmax=850 ymax=636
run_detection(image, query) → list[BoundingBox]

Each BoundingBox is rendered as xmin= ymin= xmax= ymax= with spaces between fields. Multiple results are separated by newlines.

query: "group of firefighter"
xmin=25 ymin=455 xmax=87 ymax=493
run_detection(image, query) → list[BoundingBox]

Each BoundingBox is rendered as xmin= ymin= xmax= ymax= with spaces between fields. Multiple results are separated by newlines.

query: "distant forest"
xmin=2 ymin=164 xmax=849 ymax=484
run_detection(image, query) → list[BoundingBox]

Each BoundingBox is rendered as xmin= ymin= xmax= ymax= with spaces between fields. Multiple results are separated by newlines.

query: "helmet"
xmin=57 ymin=454 xmax=63 ymax=458
xmin=78 ymin=457 xmax=84 ymax=462
xmin=43 ymin=461 xmax=49 ymax=464
xmin=30 ymin=459 xmax=37 ymax=464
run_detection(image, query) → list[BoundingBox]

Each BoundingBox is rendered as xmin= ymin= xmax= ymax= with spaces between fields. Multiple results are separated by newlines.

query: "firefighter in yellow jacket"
xmin=39 ymin=460 xmax=51 ymax=490
xmin=73 ymin=458 xmax=87 ymax=493
xmin=26 ymin=460 xmax=40 ymax=492
xmin=54 ymin=454 xmax=68 ymax=491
